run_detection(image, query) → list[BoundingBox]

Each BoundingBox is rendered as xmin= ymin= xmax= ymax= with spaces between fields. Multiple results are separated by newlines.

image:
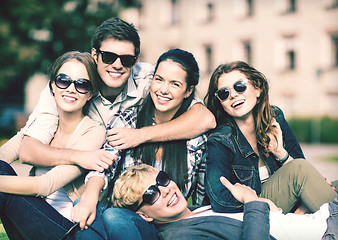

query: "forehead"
xmin=140 ymin=172 xmax=158 ymax=192
xmin=100 ymin=38 xmax=135 ymax=55
xmin=218 ymin=70 xmax=246 ymax=87
xmin=155 ymin=60 xmax=187 ymax=83
xmin=57 ymin=60 xmax=89 ymax=79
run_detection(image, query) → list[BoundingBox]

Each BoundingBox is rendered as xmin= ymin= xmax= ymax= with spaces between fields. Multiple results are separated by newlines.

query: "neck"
xmin=57 ymin=110 xmax=84 ymax=134
xmin=234 ymin=114 xmax=255 ymax=134
xmin=155 ymin=208 xmax=194 ymax=225
xmin=101 ymin=83 xmax=126 ymax=103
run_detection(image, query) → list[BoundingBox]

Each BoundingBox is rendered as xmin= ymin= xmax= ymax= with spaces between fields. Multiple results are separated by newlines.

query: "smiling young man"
xmin=0 ymin=17 xmax=215 ymax=172
xmin=111 ymin=164 xmax=338 ymax=240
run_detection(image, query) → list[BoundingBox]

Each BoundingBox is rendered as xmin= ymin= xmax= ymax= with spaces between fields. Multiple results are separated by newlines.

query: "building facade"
xmin=120 ymin=0 xmax=338 ymax=117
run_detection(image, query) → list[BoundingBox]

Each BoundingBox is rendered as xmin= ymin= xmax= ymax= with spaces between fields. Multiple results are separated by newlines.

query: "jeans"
xmin=322 ymin=197 xmax=338 ymax=240
xmin=260 ymin=159 xmax=337 ymax=213
xmin=102 ymin=208 xmax=159 ymax=240
xmin=0 ymin=160 xmax=106 ymax=240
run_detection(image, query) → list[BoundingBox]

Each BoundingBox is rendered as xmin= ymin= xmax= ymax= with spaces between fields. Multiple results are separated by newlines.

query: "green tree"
xmin=0 ymin=0 xmax=136 ymax=104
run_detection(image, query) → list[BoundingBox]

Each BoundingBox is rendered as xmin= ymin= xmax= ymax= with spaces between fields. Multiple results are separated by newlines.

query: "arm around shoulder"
xmin=140 ymin=103 xmax=216 ymax=142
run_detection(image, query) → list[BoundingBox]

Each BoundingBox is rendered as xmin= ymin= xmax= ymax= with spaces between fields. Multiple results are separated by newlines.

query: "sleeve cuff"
xmin=85 ymin=171 xmax=108 ymax=190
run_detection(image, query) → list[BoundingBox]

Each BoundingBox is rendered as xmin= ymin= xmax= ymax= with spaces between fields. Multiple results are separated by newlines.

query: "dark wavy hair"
xmin=134 ymin=48 xmax=199 ymax=192
xmin=48 ymin=51 xmax=100 ymax=115
xmin=204 ymin=61 xmax=276 ymax=156
xmin=92 ymin=17 xmax=140 ymax=57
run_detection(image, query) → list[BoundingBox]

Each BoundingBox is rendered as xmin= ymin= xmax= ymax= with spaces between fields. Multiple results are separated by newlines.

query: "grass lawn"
xmin=0 ymin=223 xmax=9 ymax=240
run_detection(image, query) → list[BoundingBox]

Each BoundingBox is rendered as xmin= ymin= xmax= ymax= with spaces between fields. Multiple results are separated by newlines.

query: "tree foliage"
xmin=0 ymin=0 xmax=135 ymax=103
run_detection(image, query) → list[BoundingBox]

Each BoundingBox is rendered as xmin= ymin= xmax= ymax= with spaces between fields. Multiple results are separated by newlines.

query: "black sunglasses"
xmin=215 ymin=79 xmax=248 ymax=101
xmin=97 ymin=49 xmax=137 ymax=68
xmin=135 ymin=171 xmax=171 ymax=211
xmin=54 ymin=73 xmax=92 ymax=94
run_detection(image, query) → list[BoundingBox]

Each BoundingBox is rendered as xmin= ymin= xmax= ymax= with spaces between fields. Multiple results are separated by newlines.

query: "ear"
xmin=136 ymin=211 xmax=154 ymax=223
xmin=51 ymin=81 xmax=56 ymax=95
xmin=184 ymin=86 xmax=194 ymax=99
xmin=91 ymin=48 xmax=98 ymax=63
xmin=255 ymin=87 xmax=261 ymax=98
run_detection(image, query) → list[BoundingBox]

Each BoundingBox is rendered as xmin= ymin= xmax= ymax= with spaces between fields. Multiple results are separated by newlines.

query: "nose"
xmin=66 ymin=82 xmax=77 ymax=93
xmin=159 ymin=185 xmax=170 ymax=198
xmin=228 ymin=87 xmax=238 ymax=99
xmin=159 ymin=82 xmax=169 ymax=94
xmin=111 ymin=56 xmax=123 ymax=69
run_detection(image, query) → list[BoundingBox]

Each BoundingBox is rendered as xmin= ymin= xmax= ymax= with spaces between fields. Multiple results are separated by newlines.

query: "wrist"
xmin=275 ymin=150 xmax=289 ymax=163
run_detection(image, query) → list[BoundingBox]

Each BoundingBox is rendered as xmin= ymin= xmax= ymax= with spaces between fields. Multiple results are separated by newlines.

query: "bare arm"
xmin=107 ymin=103 xmax=216 ymax=149
xmin=71 ymin=176 xmax=104 ymax=230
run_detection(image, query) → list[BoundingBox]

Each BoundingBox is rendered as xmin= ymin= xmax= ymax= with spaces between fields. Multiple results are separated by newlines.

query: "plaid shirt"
xmin=85 ymin=106 xmax=208 ymax=205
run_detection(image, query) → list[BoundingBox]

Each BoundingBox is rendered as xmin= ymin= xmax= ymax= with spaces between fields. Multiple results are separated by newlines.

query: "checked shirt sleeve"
xmin=85 ymin=108 xmax=137 ymax=190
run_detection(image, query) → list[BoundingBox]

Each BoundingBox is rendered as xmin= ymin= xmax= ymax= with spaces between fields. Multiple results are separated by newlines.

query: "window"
xmin=243 ymin=41 xmax=252 ymax=64
xmin=284 ymin=36 xmax=297 ymax=71
xmin=331 ymin=34 xmax=338 ymax=67
xmin=275 ymin=35 xmax=298 ymax=72
xmin=247 ymin=0 xmax=254 ymax=17
xmin=207 ymin=2 xmax=215 ymax=22
xmin=275 ymin=0 xmax=297 ymax=14
xmin=234 ymin=0 xmax=254 ymax=18
xmin=287 ymin=0 xmax=296 ymax=13
xmin=171 ymin=0 xmax=180 ymax=25
xmin=205 ymin=45 xmax=213 ymax=74
xmin=287 ymin=50 xmax=296 ymax=70
xmin=325 ymin=0 xmax=338 ymax=9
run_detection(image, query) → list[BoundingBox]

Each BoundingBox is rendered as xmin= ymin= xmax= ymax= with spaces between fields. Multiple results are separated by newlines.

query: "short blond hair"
xmin=112 ymin=164 xmax=158 ymax=211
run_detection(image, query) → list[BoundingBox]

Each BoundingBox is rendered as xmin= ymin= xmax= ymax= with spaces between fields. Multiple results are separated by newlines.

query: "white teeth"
xmin=158 ymin=95 xmax=170 ymax=101
xmin=109 ymin=72 xmax=122 ymax=77
xmin=232 ymin=99 xmax=245 ymax=108
xmin=63 ymin=96 xmax=76 ymax=101
xmin=168 ymin=193 xmax=177 ymax=207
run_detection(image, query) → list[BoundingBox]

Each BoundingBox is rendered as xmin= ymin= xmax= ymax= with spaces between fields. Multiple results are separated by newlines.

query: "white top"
xmin=188 ymin=204 xmax=329 ymax=240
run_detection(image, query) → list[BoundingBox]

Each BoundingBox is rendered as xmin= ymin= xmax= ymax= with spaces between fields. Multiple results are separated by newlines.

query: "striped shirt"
xmin=86 ymin=106 xmax=208 ymax=205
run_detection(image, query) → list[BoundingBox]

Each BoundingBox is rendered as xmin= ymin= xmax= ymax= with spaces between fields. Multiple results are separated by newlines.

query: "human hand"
xmin=74 ymin=149 xmax=115 ymax=172
xmin=267 ymin=119 xmax=286 ymax=159
xmin=106 ymin=128 xmax=146 ymax=150
xmin=220 ymin=177 xmax=259 ymax=204
xmin=71 ymin=198 xmax=97 ymax=230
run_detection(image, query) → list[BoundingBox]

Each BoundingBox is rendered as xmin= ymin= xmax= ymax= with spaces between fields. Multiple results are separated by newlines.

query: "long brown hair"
xmin=204 ymin=61 xmax=276 ymax=156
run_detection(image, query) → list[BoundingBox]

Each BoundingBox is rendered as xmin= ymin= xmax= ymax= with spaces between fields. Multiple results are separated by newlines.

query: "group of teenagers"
xmin=0 ymin=17 xmax=337 ymax=240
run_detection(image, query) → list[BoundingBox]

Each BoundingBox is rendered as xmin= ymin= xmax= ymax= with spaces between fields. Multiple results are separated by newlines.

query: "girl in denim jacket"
xmin=204 ymin=61 xmax=337 ymax=214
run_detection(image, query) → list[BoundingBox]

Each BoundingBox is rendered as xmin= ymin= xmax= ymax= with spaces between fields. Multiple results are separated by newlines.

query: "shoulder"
xmin=82 ymin=116 xmax=105 ymax=131
xmin=209 ymin=124 xmax=233 ymax=141
xmin=271 ymin=105 xmax=286 ymax=123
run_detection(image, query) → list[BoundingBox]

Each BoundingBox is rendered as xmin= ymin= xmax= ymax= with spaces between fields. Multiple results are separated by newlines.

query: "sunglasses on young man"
xmin=214 ymin=79 xmax=248 ymax=101
xmin=135 ymin=171 xmax=171 ymax=211
xmin=97 ymin=49 xmax=138 ymax=68
xmin=54 ymin=73 xmax=93 ymax=94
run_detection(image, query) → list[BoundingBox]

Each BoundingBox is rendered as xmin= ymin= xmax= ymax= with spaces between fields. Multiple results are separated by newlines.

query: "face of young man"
xmin=137 ymin=171 xmax=191 ymax=224
xmin=92 ymin=38 xmax=137 ymax=99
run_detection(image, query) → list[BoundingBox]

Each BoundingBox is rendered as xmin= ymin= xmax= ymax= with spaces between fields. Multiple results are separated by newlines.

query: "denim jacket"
xmin=205 ymin=106 xmax=304 ymax=213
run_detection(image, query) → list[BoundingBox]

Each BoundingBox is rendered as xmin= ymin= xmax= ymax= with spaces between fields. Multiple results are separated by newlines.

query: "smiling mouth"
xmin=231 ymin=99 xmax=245 ymax=108
xmin=167 ymin=193 xmax=179 ymax=207
xmin=62 ymin=95 xmax=77 ymax=102
xmin=157 ymin=94 xmax=171 ymax=102
xmin=108 ymin=71 xmax=123 ymax=78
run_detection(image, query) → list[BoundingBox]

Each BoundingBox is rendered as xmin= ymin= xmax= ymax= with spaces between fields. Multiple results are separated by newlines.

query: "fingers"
xmin=220 ymin=176 xmax=233 ymax=190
